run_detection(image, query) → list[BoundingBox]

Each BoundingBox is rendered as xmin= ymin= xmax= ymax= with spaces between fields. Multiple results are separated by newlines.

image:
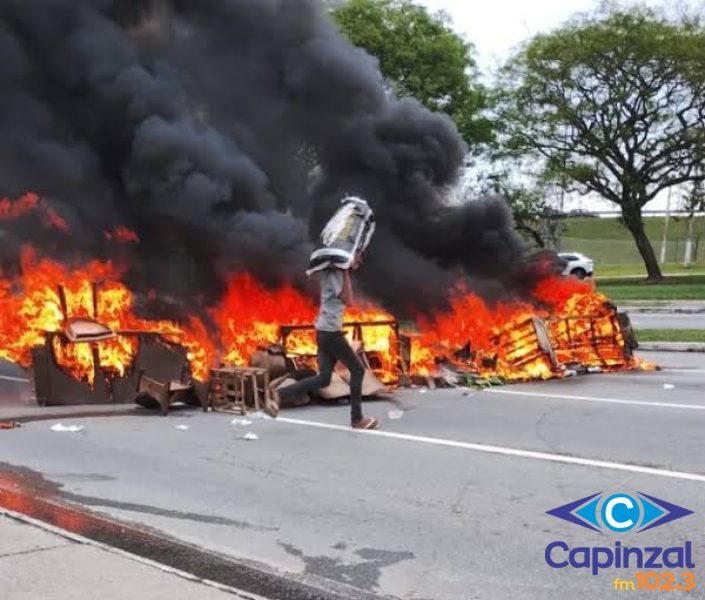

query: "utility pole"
xmin=659 ymin=188 xmax=672 ymax=265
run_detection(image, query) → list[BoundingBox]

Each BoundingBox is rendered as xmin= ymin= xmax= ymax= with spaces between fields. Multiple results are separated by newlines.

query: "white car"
xmin=558 ymin=252 xmax=594 ymax=279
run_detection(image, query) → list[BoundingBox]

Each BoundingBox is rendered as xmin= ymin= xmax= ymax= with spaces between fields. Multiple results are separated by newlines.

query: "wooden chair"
xmin=135 ymin=369 xmax=196 ymax=416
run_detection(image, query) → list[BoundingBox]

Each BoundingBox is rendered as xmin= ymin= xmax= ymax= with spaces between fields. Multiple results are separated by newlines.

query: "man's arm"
xmin=340 ymin=269 xmax=354 ymax=306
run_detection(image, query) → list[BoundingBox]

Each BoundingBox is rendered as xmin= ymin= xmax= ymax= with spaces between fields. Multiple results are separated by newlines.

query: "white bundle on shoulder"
xmin=307 ymin=196 xmax=375 ymax=276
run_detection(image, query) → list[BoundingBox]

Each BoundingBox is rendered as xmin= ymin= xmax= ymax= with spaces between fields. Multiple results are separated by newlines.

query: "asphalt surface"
xmin=1 ymin=351 xmax=704 ymax=599
xmin=629 ymin=312 xmax=705 ymax=330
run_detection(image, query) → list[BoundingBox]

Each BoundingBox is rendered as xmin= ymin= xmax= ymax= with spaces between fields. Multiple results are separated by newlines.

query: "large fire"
xmin=0 ymin=247 xmax=212 ymax=384
xmin=0 ymin=193 xmax=648 ymax=392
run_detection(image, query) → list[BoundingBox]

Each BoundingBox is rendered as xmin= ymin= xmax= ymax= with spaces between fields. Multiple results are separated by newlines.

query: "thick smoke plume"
xmin=0 ymin=0 xmax=534 ymax=319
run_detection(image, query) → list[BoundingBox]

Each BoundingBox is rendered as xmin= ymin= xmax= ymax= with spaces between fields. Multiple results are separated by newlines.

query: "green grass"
xmin=560 ymin=216 xmax=705 ymax=266
xmin=598 ymin=275 xmax=705 ymax=301
xmin=564 ymin=215 xmax=705 ymax=240
xmin=596 ymin=263 xmax=705 ymax=278
xmin=636 ymin=329 xmax=705 ymax=342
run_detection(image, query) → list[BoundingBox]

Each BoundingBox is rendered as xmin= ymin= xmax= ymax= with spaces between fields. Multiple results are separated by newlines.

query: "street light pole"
xmin=659 ymin=188 xmax=672 ymax=265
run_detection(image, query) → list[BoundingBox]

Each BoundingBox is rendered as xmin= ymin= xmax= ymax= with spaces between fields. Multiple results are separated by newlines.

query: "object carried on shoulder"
xmin=307 ymin=196 xmax=375 ymax=275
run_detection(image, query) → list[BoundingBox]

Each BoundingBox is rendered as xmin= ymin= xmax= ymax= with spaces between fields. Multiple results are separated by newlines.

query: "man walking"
xmin=267 ymin=258 xmax=379 ymax=429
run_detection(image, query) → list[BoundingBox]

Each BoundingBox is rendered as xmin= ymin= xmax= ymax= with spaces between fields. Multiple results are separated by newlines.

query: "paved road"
xmin=1 ymin=351 xmax=704 ymax=599
xmin=629 ymin=312 xmax=705 ymax=330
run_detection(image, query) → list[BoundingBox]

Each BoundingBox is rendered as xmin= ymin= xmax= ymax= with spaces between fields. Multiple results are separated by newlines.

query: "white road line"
xmin=663 ymin=369 xmax=705 ymax=375
xmin=275 ymin=417 xmax=705 ymax=483
xmin=0 ymin=374 xmax=29 ymax=383
xmin=483 ymin=388 xmax=705 ymax=411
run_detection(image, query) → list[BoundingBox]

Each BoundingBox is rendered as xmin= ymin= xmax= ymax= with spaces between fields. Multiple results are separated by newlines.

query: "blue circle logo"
xmin=601 ymin=494 xmax=640 ymax=532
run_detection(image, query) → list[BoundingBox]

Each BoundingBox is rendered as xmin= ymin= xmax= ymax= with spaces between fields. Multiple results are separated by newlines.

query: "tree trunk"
xmin=622 ymin=206 xmax=663 ymax=281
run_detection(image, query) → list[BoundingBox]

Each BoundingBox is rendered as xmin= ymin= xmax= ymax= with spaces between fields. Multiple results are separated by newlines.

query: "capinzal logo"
xmin=547 ymin=491 xmax=693 ymax=533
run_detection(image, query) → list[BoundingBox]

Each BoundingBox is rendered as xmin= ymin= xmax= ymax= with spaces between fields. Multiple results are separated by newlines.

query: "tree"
xmin=498 ymin=7 xmax=705 ymax=280
xmin=331 ymin=0 xmax=492 ymax=147
xmin=483 ymin=174 xmax=554 ymax=249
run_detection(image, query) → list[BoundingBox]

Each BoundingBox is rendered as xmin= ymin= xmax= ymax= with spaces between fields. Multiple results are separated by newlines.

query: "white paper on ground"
xmin=388 ymin=409 xmax=404 ymax=420
xmin=244 ymin=432 xmax=259 ymax=441
xmin=50 ymin=423 xmax=84 ymax=433
xmin=175 ymin=424 xmax=190 ymax=431
xmin=250 ymin=411 xmax=271 ymax=420
xmin=231 ymin=418 xmax=253 ymax=426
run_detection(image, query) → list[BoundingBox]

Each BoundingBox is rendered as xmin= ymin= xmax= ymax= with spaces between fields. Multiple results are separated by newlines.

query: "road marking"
xmin=483 ymin=388 xmax=705 ymax=411
xmin=0 ymin=375 xmax=29 ymax=383
xmin=276 ymin=417 xmax=705 ymax=483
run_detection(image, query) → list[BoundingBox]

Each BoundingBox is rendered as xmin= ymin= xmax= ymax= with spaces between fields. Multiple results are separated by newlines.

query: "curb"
xmin=0 ymin=508 xmax=265 ymax=600
xmin=0 ymin=405 xmax=153 ymax=424
xmin=639 ymin=342 xmax=705 ymax=353
xmin=624 ymin=307 xmax=705 ymax=314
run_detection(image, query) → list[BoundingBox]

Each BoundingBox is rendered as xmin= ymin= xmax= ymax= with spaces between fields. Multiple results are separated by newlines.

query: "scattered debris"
xmin=388 ymin=409 xmax=404 ymax=420
xmin=244 ymin=432 xmax=259 ymax=441
xmin=663 ymin=384 xmax=676 ymax=390
xmin=175 ymin=424 xmax=190 ymax=431
xmin=460 ymin=374 xmax=505 ymax=389
xmin=250 ymin=411 xmax=271 ymax=420
xmin=0 ymin=421 xmax=21 ymax=430
xmin=50 ymin=423 xmax=84 ymax=433
xmin=231 ymin=418 xmax=253 ymax=426
xmin=418 ymin=388 xmax=428 ymax=394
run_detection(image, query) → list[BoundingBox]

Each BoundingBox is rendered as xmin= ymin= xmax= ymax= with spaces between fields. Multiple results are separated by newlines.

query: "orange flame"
xmin=0 ymin=193 xmax=68 ymax=231
xmin=0 ymin=247 xmax=211 ymax=384
xmin=0 ymin=239 xmax=645 ymax=391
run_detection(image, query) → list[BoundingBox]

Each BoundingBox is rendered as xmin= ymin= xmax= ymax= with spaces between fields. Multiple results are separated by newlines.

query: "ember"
xmin=0 ymin=193 xmax=68 ymax=232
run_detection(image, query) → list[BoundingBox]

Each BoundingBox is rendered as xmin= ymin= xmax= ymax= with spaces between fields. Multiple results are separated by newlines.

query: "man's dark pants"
xmin=279 ymin=330 xmax=365 ymax=423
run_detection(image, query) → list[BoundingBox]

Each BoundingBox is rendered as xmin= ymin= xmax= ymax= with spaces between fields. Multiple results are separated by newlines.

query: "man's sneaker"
xmin=352 ymin=416 xmax=379 ymax=430
xmin=264 ymin=385 xmax=280 ymax=419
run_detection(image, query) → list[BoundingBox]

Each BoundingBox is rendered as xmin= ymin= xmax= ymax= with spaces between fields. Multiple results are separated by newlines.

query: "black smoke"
xmin=0 ymin=0 xmax=532 ymax=320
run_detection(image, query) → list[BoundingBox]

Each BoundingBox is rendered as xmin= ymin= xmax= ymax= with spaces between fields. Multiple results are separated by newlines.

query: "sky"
xmin=418 ymin=0 xmax=597 ymax=71
xmin=417 ymin=0 xmax=705 ymax=211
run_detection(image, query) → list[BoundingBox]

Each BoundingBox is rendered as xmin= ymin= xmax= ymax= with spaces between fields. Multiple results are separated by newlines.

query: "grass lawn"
xmin=636 ymin=329 xmax=705 ymax=342
xmin=598 ymin=275 xmax=705 ymax=301
xmin=560 ymin=216 xmax=705 ymax=266
xmin=597 ymin=263 xmax=705 ymax=278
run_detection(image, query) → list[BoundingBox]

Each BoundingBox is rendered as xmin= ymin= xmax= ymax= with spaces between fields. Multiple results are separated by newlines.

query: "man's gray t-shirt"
xmin=315 ymin=269 xmax=345 ymax=331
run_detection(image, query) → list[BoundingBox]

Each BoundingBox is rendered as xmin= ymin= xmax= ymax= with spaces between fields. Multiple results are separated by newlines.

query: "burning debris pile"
xmin=0 ymin=1 xmax=652 ymax=404
xmin=0 ymin=240 xmax=648 ymax=405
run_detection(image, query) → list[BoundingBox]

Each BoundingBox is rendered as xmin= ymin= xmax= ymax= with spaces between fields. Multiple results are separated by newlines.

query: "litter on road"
xmin=174 ymin=424 xmax=190 ymax=431
xmin=50 ymin=423 xmax=84 ymax=433
xmin=0 ymin=421 xmax=21 ymax=430
xmin=244 ymin=432 xmax=259 ymax=441
xmin=664 ymin=384 xmax=676 ymax=390
xmin=388 ymin=409 xmax=404 ymax=420
xmin=250 ymin=411 xmax=272 ymax=420
xmin=231 ymin=418 xmax=253 ymax=426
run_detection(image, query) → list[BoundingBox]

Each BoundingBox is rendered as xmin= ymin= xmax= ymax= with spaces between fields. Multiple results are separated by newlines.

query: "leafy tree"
xmin=481 ymin=173 xmax=552 ymax=248
xmin=498 ymin=7 xmax=705 ymax=280
xmin=332 ymin=0 xmax=492 ymax=147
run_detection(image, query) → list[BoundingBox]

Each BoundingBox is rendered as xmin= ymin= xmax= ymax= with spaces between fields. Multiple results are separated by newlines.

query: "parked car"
xmin=558 ymin=252 xmax=594 ymax=279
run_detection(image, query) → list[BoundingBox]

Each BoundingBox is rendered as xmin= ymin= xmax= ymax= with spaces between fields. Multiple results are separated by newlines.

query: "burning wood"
xmin=0 ymin=245 xmax=655 ymax=409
